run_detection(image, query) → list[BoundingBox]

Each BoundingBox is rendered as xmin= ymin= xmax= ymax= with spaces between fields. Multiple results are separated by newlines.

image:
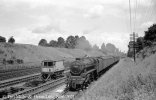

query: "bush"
xmin=144 ymin=40 xmax=152 ymax=47
xmin=8 ymin=36 xmax=15 ymax=43
xmin=0 ymin=36 xmax=6 ymax=42
xmin=136 ymin=37 xmax=144 ymax=52
xmin=16 ymin=59 xmax=23 ymax=64
xmin=7 ymin=60 xmax=14 ymax=64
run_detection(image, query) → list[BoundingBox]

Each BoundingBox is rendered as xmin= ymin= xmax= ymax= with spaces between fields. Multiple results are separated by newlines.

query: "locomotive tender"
xmin=66 ymin=56 xmax=119 ymax=90
xmin=41 ymin=60 xmax=65 ymax=81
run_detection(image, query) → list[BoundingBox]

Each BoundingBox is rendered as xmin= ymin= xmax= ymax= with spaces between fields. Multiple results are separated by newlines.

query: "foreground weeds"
xmin=80 ymin=73 xmax=156 ymax=100
xmin=117 ymin=74 xmax=156 ymax=100
xmin=79 ymin=57 xmax=156 ymax=100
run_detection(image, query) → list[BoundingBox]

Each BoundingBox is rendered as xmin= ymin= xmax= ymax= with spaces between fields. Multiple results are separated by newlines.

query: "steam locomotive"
xmin=66 ymin=56 xmax=119 ymax=90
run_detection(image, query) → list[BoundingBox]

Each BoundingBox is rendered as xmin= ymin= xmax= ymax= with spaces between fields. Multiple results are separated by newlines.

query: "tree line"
xmin=0 ymin=35 xmax=123 ymax=55
xmin=38 ymin=35 xmax=91 ymax=49
xmin=38 ymin=35 xmax=123 ymax=55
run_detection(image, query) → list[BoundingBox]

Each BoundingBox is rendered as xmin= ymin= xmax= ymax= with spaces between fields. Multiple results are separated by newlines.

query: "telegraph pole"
xmin=130 ymin=32 xmax=138 ymax=62
xmin=133 ymin=32 xmax=136 ymax=62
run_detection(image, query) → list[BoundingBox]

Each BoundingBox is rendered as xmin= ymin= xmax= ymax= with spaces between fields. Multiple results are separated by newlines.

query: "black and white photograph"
xmin=0 ymin=0 xmax=156 ymax=100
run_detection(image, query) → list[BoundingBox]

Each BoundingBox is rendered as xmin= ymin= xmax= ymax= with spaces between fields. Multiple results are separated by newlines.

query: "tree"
xmin=8 ymin=36 xmax=15 ymax=43
xmin=75 ymin=35 xmax=79 ymax=40
xmin=57 ymin=37 xmax=65 ymax=47
xmin=136 ymin=37 xmax=144 ymax=52
xmin=144 ymin=24 xmax=156 ymax=46
xmin=38 ymin=39 xmax=48 ymax=46
xmin=65 ymin=35 xmax=76 ymax=48
xmin=0 ymin=36 xmax=6 ymax=42
xmin=49 ymin=40 xmax=58 ymax=47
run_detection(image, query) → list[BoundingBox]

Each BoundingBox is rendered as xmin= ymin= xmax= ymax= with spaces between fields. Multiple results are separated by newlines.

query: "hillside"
xmin=0 ymin=43 xmax=105 ymax=63
xmin=79 ymin=46 xmax=156 ymax=100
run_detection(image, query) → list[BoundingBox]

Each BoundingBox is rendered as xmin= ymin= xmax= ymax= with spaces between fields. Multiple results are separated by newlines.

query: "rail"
xmin=2 ymin=77 xmax=66 ymax=100
xmin=0 ymin=67 xmax=41 ymax=81
xmin=0 ymin=73 xmax=40 ymax=89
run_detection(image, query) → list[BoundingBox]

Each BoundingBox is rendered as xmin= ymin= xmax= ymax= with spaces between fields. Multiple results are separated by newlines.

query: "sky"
xmin=0 ymin=0 xmax=156 ymax=52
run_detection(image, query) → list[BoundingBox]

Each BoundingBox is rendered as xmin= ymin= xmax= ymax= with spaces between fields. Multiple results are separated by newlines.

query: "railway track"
xmin=0 ymin=73 xmax=41 ymax=89
xmin=2 ymin=77 xmax=66 ymax=100
xmin=0 ymin=67 xmax=41 ymax=81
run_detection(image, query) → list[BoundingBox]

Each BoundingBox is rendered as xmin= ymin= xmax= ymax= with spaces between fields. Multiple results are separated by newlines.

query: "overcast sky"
xmin=0 ymin=0 xmax=155 ymax=52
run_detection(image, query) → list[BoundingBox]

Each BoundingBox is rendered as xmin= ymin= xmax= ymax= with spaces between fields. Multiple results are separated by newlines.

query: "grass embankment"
xmin=0 ymin=43 xmax=105 ymax=63
xmin=80 ymin=54 xmax=156 ymax=100
xmin=0 ymin=43 xmax=105 ymax=70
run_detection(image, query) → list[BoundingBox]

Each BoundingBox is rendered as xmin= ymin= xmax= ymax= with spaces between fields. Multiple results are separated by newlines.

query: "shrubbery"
xmin=8 ymin=36 xmax=15 ymax=44
xmin=3 ymin=59 xmax=24 ymax=64
xmin=0 ymin=36 xmax=6 ymax=42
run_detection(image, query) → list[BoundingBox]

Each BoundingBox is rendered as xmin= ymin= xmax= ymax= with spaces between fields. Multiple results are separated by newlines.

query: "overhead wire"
xmin=136 ymin=0 xmax=142 ymax=34
xmin=129 ymin=0 xmax=139 ymax=34
xmin=142 ymin=0 xmax=153 ymax=28
xmin=134 ymin=0 xmax=138 ymax=33
xmin=129 ymin=0 xmax=132 ymax=34
xmin=128 ymin=0 xmax=155 ymax=41
xmin=128 ymin=0 xmax=154 ymax=36
xmin=146 ymin=1 xmax=154 ymax=24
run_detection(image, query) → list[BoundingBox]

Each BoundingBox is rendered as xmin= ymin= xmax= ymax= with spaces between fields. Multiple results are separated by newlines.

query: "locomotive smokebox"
xmin=70 ymin=65 xmax=82 ymax=75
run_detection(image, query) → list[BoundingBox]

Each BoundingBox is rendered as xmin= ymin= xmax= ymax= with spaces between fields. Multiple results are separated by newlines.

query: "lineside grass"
xmin=79 ymin=54 xmax=156 ymax=100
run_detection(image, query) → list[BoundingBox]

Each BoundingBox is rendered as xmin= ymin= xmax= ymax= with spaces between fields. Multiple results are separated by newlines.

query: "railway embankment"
xmin=79 ymin=47 xmax=156 ymax=100
xmin=0 ymin=43 xmax=105 ymax=70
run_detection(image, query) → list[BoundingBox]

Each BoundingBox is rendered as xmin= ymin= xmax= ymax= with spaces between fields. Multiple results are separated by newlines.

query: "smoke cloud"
xmin=75 ymin=36 xmax=92 ymax=51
